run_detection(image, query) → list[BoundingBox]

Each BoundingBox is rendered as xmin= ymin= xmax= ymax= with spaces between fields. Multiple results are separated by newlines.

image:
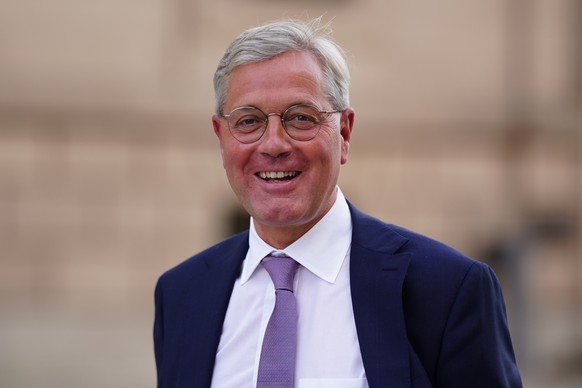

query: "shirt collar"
xmin=241 ymin=187 xmax=352 ymax=285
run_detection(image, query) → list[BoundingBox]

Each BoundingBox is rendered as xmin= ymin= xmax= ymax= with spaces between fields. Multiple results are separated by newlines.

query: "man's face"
xmin=212 ymin=50 xmax=354 ymax=247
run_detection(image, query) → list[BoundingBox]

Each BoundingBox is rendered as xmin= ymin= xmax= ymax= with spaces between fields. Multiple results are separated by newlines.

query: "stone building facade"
xmin=1 ymin=0 xmax=581 ymax=387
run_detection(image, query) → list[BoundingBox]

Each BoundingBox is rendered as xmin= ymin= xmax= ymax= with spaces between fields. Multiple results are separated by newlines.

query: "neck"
xmin=252 ymin=187 xmax=339 ymax=249
xmin=254 ymin=222 xmax=316 ymax=249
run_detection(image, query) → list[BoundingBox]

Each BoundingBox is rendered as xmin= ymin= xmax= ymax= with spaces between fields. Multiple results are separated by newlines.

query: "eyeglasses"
xmin=221 ymin=104 xmax=340 ymax=144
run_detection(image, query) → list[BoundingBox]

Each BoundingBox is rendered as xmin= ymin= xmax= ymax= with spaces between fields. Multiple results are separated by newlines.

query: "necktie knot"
xmin=262 ymin=255 xmax=299 ymax=292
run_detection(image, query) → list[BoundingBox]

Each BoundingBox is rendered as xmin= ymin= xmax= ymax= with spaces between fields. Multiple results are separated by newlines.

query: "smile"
xmin=257 ymin=171 xmax=300 ymax=181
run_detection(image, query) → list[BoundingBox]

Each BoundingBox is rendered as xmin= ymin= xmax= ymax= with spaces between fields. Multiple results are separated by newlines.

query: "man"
xmin=154 ymin=18 xmax=522 ymax=388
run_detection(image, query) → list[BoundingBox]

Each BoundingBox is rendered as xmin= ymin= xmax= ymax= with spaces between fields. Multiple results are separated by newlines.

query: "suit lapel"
xmin=181 ymin=234 xmax=249 ymax=385
xmin=348 ymin=203 xmax=413 ymax=387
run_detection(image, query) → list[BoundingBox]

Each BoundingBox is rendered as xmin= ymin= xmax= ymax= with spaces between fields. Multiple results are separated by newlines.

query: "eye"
xmin=284 ymin=108 xmax=320 ymax=130
xmin=289 ymin=113 xmax=317 ymax=123
xmin=232 ymin=114 xmax=264 ymax=132
xmin=237 ymin=117 xmax=260 ymax=127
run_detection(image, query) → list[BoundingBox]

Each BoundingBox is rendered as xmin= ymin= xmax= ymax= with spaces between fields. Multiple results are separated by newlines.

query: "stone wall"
xmin=1 ymin=0 xmax=580 ymax=386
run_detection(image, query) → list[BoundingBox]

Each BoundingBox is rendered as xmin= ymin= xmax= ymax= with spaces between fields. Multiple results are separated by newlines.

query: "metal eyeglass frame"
xmin=221 ymin=103 xmax=341 ymax=144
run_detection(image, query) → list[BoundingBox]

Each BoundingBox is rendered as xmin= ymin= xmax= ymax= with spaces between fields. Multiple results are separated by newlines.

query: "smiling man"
xmin=153 ymin=18 xmax=522 ymax=388
xmin=213 ymin=49 xmax=352 ymax=249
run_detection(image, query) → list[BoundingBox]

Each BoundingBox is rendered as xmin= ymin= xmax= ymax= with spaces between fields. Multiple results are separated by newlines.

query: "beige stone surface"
xmin=1 ymin=0 xmax=581 ymax=386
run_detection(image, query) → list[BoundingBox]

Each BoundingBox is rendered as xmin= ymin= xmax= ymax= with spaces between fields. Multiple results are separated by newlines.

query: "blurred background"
xmin=1 ymin=0 xmax=581 ymax=386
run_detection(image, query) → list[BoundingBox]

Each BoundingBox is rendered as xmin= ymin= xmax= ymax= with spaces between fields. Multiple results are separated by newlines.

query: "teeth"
xmin=258 ymin=171 xmax=298 ymax=179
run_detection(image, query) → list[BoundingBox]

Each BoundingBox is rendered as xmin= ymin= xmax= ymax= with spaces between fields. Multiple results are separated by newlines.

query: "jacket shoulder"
xmin=349 ymin=201 xmax=484 ymax=274
xmin=390 ymin=223 xmax=483 ymax=272
xmin=158 ymin=230 xmax=249 ymax=287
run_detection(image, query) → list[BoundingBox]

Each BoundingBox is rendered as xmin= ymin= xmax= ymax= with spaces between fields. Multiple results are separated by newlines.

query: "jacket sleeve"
xmin=436 ymin=262 xmax=523 ymax=387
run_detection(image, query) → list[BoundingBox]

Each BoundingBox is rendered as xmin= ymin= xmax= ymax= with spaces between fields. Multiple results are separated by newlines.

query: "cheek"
xmin=329 ymin=131 xmax=347 ymax=164
xmin=311 ymin=136 xmax=343 ymax=179
xmin=221 ymin=144 xmax=250 ymax=180
xmin=222 ymin=152 xmax=240 ymax=176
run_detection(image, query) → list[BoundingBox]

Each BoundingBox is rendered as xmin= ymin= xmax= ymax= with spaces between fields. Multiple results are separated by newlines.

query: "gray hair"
xmin=213 ymin=18 xmax=351 ymax=114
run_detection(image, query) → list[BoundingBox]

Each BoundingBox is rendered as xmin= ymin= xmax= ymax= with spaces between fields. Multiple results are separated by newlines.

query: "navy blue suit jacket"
xmin=154 ymin=203 xmax=522 ymax=387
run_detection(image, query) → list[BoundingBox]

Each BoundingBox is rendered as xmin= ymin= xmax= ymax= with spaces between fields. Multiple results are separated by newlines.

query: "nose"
xmin=257 ymin=114 xmax=292 ymax=157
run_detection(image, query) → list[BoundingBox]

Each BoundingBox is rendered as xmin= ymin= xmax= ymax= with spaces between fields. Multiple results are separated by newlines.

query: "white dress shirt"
xmin=211 ymin=188 xmax=368 ymax=388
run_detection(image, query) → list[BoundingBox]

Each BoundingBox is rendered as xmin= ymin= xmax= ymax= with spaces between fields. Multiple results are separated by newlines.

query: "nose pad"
xmin=258 ymin=114 xmax=292 ymax=156
xmin=263 ymin=113 xmax=288 ymax=140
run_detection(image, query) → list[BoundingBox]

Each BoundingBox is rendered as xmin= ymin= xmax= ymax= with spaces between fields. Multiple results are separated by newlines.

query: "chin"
xmin=253 ymin=207 xmax=307 ymax=227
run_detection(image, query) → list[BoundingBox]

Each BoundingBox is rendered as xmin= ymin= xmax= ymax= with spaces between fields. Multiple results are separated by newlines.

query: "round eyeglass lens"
xmin=227 ymin=107 xmax=266 ymax=143
xmin=282 ymin=105 xmax=322 ymax=141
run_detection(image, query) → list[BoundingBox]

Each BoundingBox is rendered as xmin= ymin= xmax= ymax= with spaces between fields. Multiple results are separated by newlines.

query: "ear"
xmin=212 ymin=114 xmax=226 ymax=163
xmin=212 ymin=114 xmax=223 ymax=139
xmin=339 ymin=108 xmax=355 ymax=165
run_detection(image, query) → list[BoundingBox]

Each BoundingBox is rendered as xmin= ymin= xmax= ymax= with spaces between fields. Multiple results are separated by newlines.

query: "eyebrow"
xmin=228 ymin=102 xmax=322 ymax=113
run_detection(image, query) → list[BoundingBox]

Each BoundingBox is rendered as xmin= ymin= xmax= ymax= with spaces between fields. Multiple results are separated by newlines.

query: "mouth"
xmin=256 ymin=171 xmax=300 ymax=182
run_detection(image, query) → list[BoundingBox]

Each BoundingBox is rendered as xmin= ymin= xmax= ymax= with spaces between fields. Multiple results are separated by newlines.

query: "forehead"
xmin=225 ymin=51 xmax=327 ymax=111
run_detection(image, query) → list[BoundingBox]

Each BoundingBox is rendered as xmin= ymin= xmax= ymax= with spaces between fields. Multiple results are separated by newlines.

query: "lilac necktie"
xmin=257 ymin=255 xmax=300 ymax=387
